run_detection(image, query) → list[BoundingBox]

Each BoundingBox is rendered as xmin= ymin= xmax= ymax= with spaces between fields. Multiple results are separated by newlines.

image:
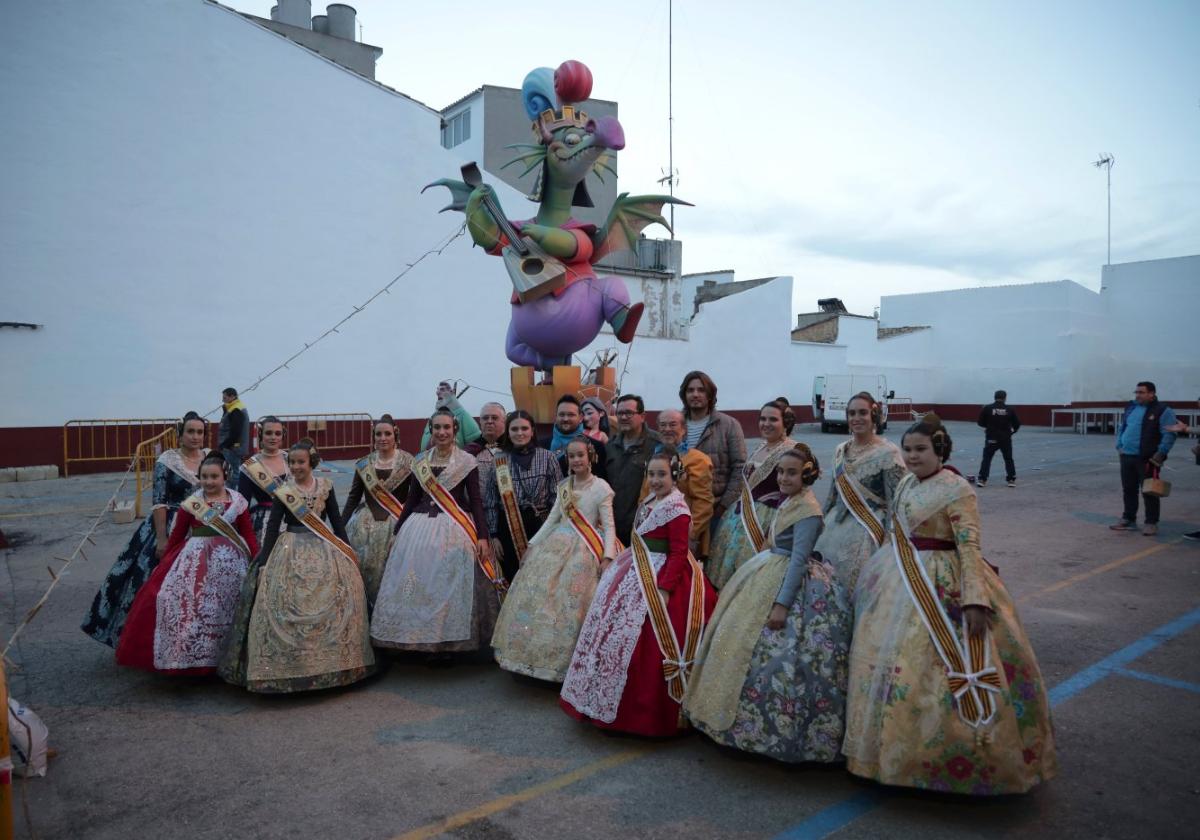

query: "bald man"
xmin=641 ymin=408 xmax=716 ymax=558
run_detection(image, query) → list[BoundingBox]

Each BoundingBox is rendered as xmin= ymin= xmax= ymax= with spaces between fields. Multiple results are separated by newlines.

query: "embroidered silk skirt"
xmin=82 ymin=509 xmax=175 ymax=647
xmin=116 ymin=534 xmax=249 ymax=675
xmin=684 ymin=550 xmax=850 ymax=763
xmin=560 ymin=548 xmax=716 ymax=737
xmin=370 ymin=512 xmax=499 ymax=652
xmin=843 ymin=544 xmax=1058 ymax=793
xmin=219 ymin=531 xmax=375 ymax=693
xmin=492 ymin=523 xmax=600 ymax=682
xmin=345 ymin=508 xmax=393 ymax=608
xmin=707 ymin=502 xmax=779 ymax=590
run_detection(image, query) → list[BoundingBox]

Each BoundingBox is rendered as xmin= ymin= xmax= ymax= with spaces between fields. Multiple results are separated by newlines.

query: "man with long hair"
xmin=679 ymin=371 xmax=746 ymax=526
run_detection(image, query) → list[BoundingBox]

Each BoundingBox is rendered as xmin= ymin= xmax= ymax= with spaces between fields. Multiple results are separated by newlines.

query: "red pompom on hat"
xmin=554 ymin=60 xmax=593 ymax=105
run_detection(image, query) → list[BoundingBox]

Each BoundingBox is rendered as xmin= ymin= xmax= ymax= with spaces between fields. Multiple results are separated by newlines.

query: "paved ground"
xmin=2 ymin=421 xmax=1198 ymax=839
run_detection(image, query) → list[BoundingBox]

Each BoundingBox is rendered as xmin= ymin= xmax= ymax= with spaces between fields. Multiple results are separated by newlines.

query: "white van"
xmin=813 ymin=375 xmax=892 ymax=433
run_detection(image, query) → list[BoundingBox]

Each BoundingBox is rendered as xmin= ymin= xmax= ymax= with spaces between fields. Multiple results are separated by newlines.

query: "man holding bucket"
xmin=1110 ymin=381 xmax=1178 ymax=537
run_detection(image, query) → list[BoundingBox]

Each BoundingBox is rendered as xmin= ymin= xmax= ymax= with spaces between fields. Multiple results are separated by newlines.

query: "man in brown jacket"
xmin=680 ymin=371 xmax=747 ymax=526
xmin=640 ymin=409 xmax=716 ymax=558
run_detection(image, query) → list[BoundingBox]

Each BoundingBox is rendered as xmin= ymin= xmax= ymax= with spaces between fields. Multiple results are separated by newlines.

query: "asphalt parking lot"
xmin=2 ymin=420 xmax=1198 ymax=839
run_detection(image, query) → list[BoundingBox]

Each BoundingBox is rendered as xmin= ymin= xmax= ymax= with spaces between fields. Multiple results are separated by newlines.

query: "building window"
xmin=441 ymin=109 xmax=471 ymax=149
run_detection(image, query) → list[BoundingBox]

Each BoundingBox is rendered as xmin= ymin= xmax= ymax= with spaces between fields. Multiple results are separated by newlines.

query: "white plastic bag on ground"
xmin=8 ymin=696 xmax=49 ymax=777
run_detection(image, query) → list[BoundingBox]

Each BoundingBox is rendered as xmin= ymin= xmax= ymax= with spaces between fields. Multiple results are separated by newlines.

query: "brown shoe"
xmin=1109 ymin=520 xmax=1136 ymax=531
xmin=1142 ymin=523 xmax=1158 ymax=536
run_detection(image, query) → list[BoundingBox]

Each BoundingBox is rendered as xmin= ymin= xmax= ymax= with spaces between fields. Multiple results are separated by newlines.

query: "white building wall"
xmin=1 ymin=1 xmax=1195 ymax=433
xmin=1098 ymin=256 xmax=1199 ymax=401
xmin=0 ymin=0 xmax=531 ymax=427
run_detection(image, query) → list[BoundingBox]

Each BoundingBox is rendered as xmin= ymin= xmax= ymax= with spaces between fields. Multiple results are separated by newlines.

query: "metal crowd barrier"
xmin=62 ymin=418 xmax=178 ymax=477
xmin=888 ymin=397 xmax=915 ymax=422
xmin=133 ymin=426 xmax=178 ymax=517
xmin=255 ymin=413 xmax=375 ymax=458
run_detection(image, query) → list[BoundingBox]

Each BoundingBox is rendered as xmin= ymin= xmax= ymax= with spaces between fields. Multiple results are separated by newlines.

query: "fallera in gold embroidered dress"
xmin=218 ymin=477 xmax=375 ymax=693
xmin=492 ymin=475 xmax=617 ymax=682
xmin=843 ymin=469 xmax=1057 ymax=794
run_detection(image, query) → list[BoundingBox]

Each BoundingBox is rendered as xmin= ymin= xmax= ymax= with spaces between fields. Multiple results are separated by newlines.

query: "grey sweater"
xmin=771 ymin=516 xmax=825 ymax=607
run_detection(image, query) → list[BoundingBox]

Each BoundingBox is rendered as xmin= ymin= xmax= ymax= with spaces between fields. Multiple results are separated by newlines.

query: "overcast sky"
xmin=246 ymin=0 xmax=1199 ymax=317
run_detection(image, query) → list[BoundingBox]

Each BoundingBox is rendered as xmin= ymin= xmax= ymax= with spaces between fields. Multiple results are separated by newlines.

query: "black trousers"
xmin=1119 ymin=454 xmax=1159 ymax=524
xmin=978 ymin=437 xmax=1016 ymax=482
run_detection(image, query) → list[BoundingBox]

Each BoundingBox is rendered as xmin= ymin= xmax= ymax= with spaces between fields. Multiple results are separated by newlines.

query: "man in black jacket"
xmin=218 ymin=387 xmax=249 ymax=487
xmin=976 ymin=390 xmax=1020 ymax=488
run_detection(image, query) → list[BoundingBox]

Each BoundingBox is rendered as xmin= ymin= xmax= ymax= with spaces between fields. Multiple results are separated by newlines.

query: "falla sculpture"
xmin=425 ymin=59 xmax=689 ymax=378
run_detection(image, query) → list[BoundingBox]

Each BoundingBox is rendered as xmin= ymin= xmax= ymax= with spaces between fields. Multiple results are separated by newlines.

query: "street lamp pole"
xmin=1093 ymin=154 xmax=1115 ymax=265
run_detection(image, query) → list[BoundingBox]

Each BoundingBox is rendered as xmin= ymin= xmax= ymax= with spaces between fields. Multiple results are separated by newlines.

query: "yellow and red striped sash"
xmin=493 ymin=454 xmax=529 ymax=558
xmin=835 ymin=456 xmax=887 ymax=547
xmin=560 ymin=481 xmax=605 ymax=562
xmin=413 ymin=457 xmax=507 ymax=595
xmin=274 ymin=480 xmax=359 ymax=566
xmin=241 ymin=456 xmax=285 ymax=497
xmin=738 ymin=477 xmax=768 ymax=553
xmin=355 ymin=455 xmax=406 ymax=520
xmin=891 ymin=514 xmax=1001 ymax=728
xmin=181 ymin=493 xmax=251 ymax=558
xmin=630 ymin=531 xmax=707 ymax=703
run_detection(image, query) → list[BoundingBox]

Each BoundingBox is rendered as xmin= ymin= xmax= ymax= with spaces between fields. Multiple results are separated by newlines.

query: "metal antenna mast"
xmin=1093 ymin=154 xmax=1115 ymax=265
xmin=668 ymin=0 xmax=675 ymax=237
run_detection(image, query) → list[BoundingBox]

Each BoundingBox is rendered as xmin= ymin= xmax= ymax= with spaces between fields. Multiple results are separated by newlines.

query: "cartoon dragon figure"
xmin=425 ymin=60 xmax=689 ymax=372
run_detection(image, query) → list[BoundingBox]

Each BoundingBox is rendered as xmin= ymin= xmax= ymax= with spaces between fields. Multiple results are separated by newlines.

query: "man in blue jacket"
xmin=1110 ymin=381 xmax=1178 ymax=536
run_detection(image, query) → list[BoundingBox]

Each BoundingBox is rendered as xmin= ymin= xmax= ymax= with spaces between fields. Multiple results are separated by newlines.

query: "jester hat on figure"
xmin=503 ymin=60 xmax=624 ymax=207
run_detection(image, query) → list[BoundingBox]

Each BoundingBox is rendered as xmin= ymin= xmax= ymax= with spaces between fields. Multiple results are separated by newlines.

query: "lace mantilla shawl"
xmin=634 ymin=488 xmax=690 ymax=536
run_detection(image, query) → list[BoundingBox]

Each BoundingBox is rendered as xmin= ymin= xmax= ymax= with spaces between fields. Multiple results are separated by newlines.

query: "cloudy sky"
xmin=247 ymin=0 xmax=1199 ymax=316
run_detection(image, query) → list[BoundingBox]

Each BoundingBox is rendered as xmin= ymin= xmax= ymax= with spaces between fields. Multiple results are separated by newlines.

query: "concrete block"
xmin=0 ymin=468 xmax=16 ymax=483
xmin=110 ymin=500 xmax=136 ymax=524
xmin=14 ymin=465 xmax=59 ymax=482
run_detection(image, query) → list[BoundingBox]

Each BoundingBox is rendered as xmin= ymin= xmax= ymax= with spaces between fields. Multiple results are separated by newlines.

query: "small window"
xmin=442 ymin=109 xmax=471 ymax=149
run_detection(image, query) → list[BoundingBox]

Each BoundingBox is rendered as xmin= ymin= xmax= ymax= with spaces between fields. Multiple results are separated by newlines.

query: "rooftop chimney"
xmin=269 ymin=5 xmax=279 ymax=21
xmin=326 ymin=4 xmax=357 ymax=41
xmin=276 ymin=0 xmax=312 ymax=29
xmin=311 ymin=14 xmax=329 ymax=34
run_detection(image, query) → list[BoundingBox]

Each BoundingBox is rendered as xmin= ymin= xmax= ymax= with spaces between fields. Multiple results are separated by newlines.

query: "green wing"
xmin=420 ymin=178 xmax=473 ymax=213
xmin=592 ymin=193 xmax=693 ymax=263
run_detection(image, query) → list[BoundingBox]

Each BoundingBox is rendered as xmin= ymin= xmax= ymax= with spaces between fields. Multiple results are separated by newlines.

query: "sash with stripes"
xmin=274 ymin=480 xmax=359 ymax=566
xmin=560 ymin=481 xmax=605 ymax=563
xmin=738 ymin=476 xmax=768 ymax=553
xmin=241 ymin=456 xmax=285 ymax=498
xmin=834 ymin=448 xmax=887 ymax=547
xmin=890 ymin=512 xmax=1001 ymax=729
xmin=355 ymin=455 xmax=407 ymax=520
xmin=413 ymin=457 xmax=508 ymax=596
xmin=180 ymin=493 xmax=251 ymax=558
xmin=493 ymin=454 xmax=529 ymax=558
xmin=630 ymin=531 xmax=707 ymax=703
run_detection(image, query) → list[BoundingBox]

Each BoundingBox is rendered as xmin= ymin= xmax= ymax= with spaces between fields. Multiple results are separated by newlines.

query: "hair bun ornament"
xmin=554 ymin=60 xmax=593 ymax=105
xmin=521 ymin=67 xmax=557 ymax=120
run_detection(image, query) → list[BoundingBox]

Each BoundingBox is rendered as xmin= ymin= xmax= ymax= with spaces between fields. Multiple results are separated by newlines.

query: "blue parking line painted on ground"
xmin=771 ymin=604 xmax=1200 ymax=840
xmin=1047 ymin=606 xmax=1200 ymax=705
xmin=1110 ymin=667 xmax=1200 ymax=695
xmin=772 ymin=791 xmax=886 ymax=840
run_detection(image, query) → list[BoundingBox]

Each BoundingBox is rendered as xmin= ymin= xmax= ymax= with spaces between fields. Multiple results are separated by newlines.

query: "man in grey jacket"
xmin=679 ymin=371 xmax=747 ymax=524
